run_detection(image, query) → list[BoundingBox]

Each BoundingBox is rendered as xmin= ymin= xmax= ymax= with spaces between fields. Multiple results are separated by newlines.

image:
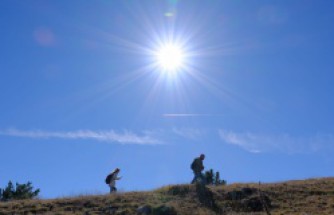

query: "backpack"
xmin=190 ymin=159 xmax=196 ymax=171
xmin=105 ymin=173 xmax=113 ymax=184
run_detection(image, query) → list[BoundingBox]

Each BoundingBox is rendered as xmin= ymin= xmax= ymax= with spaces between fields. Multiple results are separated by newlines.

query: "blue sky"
xmin=1 ymin=0 xmax=334 ymax=198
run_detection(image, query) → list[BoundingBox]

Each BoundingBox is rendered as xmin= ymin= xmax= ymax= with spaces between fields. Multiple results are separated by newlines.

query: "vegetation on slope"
xmin=0 ymin=177 xmax=333 ymax=215
xmin=0 ymin=181 xmax=40 ymax=202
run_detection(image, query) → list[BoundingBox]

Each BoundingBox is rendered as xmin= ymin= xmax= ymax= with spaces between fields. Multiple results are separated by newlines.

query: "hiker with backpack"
xmin=105 ymin=168 xmax=122 ymax=193
xmin=191 ymin=154 xmax=206 ymax=184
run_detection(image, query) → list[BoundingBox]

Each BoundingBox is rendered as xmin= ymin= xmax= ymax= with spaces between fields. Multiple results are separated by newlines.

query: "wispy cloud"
xmin=172 ymin=128 xmax=206 ymax=140
xmin=219 ymin=129 xmax=334 ymax=154
xmin=0 ymin=128 xmax=161 ymax=145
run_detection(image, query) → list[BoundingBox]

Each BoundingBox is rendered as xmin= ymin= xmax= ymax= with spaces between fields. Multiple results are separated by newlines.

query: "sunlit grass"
xmin=1 ymin=178 xmax=334 ymax=214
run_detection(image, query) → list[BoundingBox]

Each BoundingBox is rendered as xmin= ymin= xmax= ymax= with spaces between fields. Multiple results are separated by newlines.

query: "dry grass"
xmin=0 ymin=177 xmax=333 ymax=214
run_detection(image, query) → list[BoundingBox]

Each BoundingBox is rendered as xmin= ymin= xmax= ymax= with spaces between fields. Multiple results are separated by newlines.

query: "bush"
xmin=204 ymin=169 xmax=226 ymax=186
xmin=0 ymin=181 xmax=40 ymax=201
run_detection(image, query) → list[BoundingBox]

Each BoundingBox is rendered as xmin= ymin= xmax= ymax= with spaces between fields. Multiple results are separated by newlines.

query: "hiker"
xmin=105 ymin=168 xmax=122 ymax=193
xmin=191 ymin=154 xmax=206 ymax=184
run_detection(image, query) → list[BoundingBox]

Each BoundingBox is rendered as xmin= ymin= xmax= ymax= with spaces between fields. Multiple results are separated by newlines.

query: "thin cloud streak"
xmin=0 ymin=129 xmax=161 ymax=145
xmin=219 ymin=130 xmax=334 ymax=154
xmin=172 ymin=128 xmax=206 ymax=140
xmin=163 ymin=113 xmax=224 ymax=117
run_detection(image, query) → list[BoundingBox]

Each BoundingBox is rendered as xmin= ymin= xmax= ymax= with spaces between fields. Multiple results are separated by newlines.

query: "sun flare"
xmin=156 ymin=44 xmax=184 ymax=72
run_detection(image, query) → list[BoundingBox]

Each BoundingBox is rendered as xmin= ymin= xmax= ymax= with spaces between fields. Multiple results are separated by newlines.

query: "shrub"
xmin=204 ymin=169 xmax=226 ymax=186
xmin=0 ymin=181 xmax=40 ymax=201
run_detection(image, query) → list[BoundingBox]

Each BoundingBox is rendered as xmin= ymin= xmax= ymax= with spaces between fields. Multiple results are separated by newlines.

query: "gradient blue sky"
xmin=1 ymin=0 xmax=334 ymax=198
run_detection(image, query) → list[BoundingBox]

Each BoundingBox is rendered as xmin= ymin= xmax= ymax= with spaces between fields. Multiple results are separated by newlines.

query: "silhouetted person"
xmin=105 ymin=168 xmax=121 ymax=193
xmin=191 ymin=154 xmax=206 ymax=184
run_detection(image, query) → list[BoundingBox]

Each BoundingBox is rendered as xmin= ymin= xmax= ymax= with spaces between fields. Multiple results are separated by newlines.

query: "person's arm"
xmin=200 ymin=161 xmax=204 ymax=170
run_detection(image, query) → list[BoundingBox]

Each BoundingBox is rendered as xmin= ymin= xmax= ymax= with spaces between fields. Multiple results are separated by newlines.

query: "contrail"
xmin=163 ymin=113 xmax=224 ymax=117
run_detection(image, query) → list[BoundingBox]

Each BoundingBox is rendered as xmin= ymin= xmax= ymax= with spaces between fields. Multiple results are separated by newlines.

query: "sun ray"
xmin=59 ymin=1 xmax=257 ymax=124
xmin=156 ymin=43 xmax=185 ymax=71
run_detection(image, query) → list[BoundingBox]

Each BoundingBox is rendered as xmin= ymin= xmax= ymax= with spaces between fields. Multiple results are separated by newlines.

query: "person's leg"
xmin=191 ymin=172 xmax=197 ymax=184
xmin=200 ymin=173 xmax=206 ymax=185
xmin=192 ymin=172 xmax=201 ymax=184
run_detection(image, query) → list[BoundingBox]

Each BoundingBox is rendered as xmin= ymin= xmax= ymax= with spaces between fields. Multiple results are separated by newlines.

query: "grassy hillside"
xmin=0 ymin=177 xmax=333 ymax=215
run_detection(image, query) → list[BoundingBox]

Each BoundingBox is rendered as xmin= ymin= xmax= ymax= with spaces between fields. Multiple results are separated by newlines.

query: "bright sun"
xmin=156 ymin=44 xmax=184 ymax=72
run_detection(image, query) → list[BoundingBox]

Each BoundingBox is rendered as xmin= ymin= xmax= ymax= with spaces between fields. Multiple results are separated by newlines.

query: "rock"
xmin=152 ymin=205 xmax=177 ymax=215
xmin=107 ymin=206 xmax=118 ymax=214
xmin=226 ymin=190 xmax=244 ymax=200
xmin=195 ymin=184 xmax=220 ymax=213
xmin=242 ymin=196 xmax=263 ymax=211
xmin=226 ymin=188 xmax=257 ymax=200
xmin=116 ymin=209 xmax=132 ymax=215
xmin=241 ymin=187 xmax=256 ymax=196
xmin=241 ymin=195 xmax=271 ymax=212
xmin=137 ymin=205 xmax=152 ymax=215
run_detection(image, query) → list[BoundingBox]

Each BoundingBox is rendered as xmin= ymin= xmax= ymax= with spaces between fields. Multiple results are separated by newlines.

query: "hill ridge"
xmin=0 ymin=177 xmax=333 ymax=214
